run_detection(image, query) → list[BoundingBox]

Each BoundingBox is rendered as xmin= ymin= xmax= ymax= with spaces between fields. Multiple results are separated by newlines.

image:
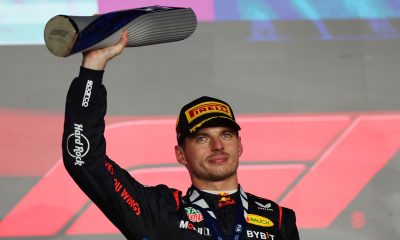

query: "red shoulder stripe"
xmin=173 ymin=190 xmax=180 ymax=210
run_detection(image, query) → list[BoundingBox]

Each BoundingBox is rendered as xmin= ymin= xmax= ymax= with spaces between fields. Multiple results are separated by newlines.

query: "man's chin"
xmin=203 ymin=169 xmax=237 ymax=182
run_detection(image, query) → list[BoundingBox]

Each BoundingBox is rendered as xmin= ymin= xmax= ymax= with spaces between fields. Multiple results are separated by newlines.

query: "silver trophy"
xmin=44 ymin=6 xmax=197 ymax=57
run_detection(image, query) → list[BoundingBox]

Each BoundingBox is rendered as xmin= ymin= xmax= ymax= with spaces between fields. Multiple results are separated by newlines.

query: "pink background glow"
xmin=98 ymin=0 xmax=214 ymax=21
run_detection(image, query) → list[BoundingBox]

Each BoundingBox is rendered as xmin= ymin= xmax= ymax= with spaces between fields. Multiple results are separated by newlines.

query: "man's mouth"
xmin=208 ymin=154 xmax=229 ymax=164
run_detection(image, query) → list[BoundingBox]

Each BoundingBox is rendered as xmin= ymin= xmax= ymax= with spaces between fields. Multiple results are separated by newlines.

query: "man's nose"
xmin=210 ymin=137 xmax=224 ymax=151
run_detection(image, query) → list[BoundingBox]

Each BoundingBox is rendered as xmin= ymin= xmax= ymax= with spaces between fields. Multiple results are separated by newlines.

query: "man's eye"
xmin=222 ymin=132 xmax=233 ymax=139
xmin=196 ymin=136 xmax=208 ymax=143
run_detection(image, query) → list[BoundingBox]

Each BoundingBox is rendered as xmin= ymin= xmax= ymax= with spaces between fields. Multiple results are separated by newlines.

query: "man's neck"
xmin=202 ymin=189 xmax=238 ymax=195
xmin=192 ymin=176 xmax=238 ymax=193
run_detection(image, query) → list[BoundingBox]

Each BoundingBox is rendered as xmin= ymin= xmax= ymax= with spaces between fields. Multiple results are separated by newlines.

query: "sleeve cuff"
xmin=79 ymin=66 xmax=105 ymax=82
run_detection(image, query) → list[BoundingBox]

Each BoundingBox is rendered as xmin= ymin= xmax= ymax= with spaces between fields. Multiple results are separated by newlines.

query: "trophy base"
xmin=44 ymin=16 xmax=78 ymax=57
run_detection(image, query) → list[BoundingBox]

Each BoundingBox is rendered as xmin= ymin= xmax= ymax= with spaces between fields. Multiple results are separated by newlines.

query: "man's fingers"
xmin=115 ymin=30 xmax=129 ymax=53
xmin=81 ymin=30 xmax=129 ymax=70
xmin=121 ymin=29 xmax=129 ymax=45
xmin=108 ymin=30 xmax=128 ymax=57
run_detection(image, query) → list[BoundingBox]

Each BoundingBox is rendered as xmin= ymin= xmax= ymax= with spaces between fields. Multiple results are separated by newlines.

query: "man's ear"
xmin=238 ymin=136 xmax=243 ymax=157
xmin=175 ymin=145 xmax=187 ymax=166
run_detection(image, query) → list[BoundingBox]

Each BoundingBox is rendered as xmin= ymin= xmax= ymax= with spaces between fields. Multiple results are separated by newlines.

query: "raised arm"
xmin=61 ymin=31 xmax=168 ymax=239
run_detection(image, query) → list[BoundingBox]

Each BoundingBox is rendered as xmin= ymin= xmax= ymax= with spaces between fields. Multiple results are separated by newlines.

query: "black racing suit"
xmin=62 ymin=67 xmax=300 ymax=240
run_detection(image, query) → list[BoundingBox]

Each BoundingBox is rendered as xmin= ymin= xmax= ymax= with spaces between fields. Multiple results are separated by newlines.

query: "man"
xmin=63 ymin=30 xmax=300 ymax=240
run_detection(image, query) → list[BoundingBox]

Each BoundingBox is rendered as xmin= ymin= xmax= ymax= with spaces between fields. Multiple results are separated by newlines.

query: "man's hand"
xmin=82 ymin=30 xmax=129 ymax=70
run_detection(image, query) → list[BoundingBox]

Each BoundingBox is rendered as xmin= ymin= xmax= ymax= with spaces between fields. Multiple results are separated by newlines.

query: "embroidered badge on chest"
xmin=246 ymin=214 xmax=274 ymax=227
xmin=185 ymin=207 xmax=204 ymax=222
xmin=218 ymin=192 xmax=236 ymax=207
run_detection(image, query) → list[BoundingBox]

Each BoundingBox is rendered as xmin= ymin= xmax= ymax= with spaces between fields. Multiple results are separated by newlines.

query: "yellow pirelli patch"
xmin=246 ymin=214 xmax=274 ymax=227
xmin=185 ymin=101 xmax=232 ymax=123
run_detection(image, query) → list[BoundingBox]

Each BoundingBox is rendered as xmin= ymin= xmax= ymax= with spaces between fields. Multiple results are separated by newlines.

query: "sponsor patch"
xmin=66 ymin=123 xmax=90 ymax=166
xmin=235 ymin=224 xmax=244 ymax=234
xmin=218 ymin=192 xmax=235 ymax=207
xmin=179 ymin=220 xmax=210 ymax=236
xmin=247 ymin=230 xmax=275 ymax=239
xmin=255 ymin=201 xmax=273 ymax=211
xmin=246 ymin=214 xmax=274 ymax=227
xmin=81 ymin=80 xmax=93 ymax=107
xmin=185 ymin=207 xmax=204 ymax=222
xmin=185 ymin=101 xmax=232 ymax=123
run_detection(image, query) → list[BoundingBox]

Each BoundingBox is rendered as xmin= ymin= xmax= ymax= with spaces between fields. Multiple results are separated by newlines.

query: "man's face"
xmin=175 ymin=126 xmax=243 ymax=183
